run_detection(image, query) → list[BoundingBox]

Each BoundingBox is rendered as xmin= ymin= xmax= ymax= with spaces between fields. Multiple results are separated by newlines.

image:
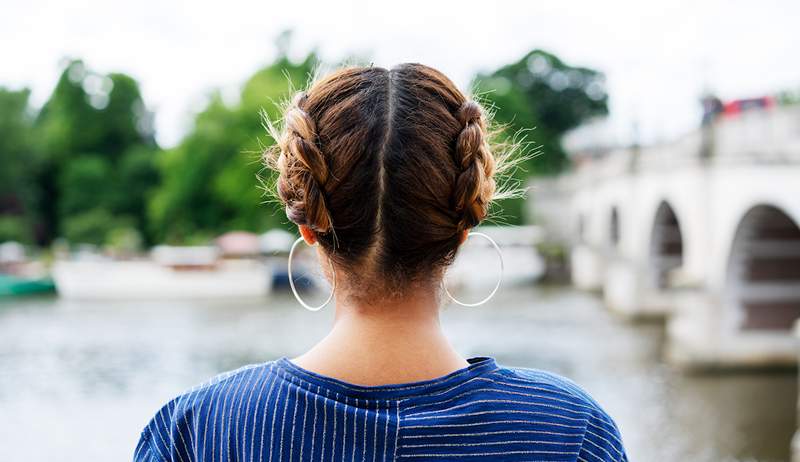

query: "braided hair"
xmin=453 ymin=100 xmax=496 ymax=233
xmin=267 ymin=64 xmax=514 ymax=302
xmin=276 ymin=93 xmax=333 ymax=233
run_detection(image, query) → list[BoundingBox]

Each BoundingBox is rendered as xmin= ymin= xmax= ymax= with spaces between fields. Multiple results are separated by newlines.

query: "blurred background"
xmin=1 ymin=1 xmax=800 ymax=460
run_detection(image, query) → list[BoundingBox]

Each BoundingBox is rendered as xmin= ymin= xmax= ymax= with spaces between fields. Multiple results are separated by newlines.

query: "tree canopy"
xmin=0 ymin=46 xmax=608 ymax=247
xmin=0 ymin=88 xmax=38 ymax=242
xmin=472 ymin=49 xmax=608 ymax=221
xmin=32 ymin=60 xmax=158 ymax=246
xmin=148 ymin=53 xmax=316 ymax=243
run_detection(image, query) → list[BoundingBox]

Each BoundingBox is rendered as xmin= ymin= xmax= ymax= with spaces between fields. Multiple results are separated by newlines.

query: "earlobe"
xmin=459 ymin=229 xmax=469 ymax=245
xmin=299 ymin=225 xmax=317 ymax=246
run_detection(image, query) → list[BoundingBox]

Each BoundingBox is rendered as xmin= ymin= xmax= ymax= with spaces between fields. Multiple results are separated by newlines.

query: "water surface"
xmin=0 ymin=286 xmax=794 ymax=461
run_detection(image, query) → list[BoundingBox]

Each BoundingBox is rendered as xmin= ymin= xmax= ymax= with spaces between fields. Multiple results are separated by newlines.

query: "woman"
xmin=135 ymin=64 xmax=627 ymax=462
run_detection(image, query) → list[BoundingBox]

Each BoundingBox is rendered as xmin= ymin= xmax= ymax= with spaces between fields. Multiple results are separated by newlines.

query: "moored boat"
xmin=0 ymin=274 xmax=56 ymax=297
xmin=53 ymin=245 xmax=271 ymax=300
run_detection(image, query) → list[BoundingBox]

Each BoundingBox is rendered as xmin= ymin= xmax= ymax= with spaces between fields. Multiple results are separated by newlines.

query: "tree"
xmin=148 ymin=52 xmax=317 ymax=243
xmin=472 ymin=50 xmax=608 ymax=223
xmin=0 ymin=88 xmax=38 ymax=242
xmin=34 ymin=60 xmax=159 ymax=245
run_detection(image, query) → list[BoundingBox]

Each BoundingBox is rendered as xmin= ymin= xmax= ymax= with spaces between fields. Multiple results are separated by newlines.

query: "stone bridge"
xmin=533 ymin=105 xmax=800 ymax=368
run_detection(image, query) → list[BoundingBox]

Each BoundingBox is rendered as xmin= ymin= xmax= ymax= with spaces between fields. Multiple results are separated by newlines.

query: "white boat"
xmin=53 ymin=246 xmax=271 ymax=300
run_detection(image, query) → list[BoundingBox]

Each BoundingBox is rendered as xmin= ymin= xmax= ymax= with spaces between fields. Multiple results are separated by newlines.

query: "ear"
xmin=299 ymin=225 xmax=317 ymax=245
xmin=458 ymin=229 xmax=469 ymax=245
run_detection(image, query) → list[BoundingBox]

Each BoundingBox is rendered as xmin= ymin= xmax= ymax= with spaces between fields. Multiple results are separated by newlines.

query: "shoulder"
xmin=487 ymin=365 xmax=628 ymax=462
xmin=134 ymin=361 xmax=280 ymax=462
xmin=493 ymin=365 xmax=608 ymax=412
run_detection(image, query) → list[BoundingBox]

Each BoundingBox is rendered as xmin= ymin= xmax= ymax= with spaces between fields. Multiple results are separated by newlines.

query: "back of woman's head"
xmin=267 ymin=63 xmax=510 ymax=301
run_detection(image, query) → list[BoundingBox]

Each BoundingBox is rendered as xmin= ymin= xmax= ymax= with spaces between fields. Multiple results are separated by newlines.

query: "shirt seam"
xmin=393 ymin=399 xmax=401 ymax=462
xmin=576 ymin=417 xmax=590 ymax=462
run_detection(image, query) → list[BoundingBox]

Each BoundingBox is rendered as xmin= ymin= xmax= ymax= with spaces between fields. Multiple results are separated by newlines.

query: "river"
xmin=0 ymin=285 xmax=795 ymax=461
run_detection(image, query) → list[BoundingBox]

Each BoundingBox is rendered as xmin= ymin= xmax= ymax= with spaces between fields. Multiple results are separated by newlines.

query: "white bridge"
xmin=533 ymin=105 xmax=800 ymax=369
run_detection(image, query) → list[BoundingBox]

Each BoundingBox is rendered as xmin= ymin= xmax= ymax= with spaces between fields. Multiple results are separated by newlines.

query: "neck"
xmin=291 ymin=286 xmax=468 ymax=386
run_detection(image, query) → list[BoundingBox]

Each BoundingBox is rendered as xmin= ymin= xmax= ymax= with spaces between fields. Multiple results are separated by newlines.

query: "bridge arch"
xmin=649 ymin=201 xmax=683 ymax=289
xmin=726 ymin=204 xmax=800 ymax=331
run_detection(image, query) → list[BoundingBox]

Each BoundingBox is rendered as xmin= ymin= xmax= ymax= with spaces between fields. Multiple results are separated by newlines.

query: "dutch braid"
xmin=452 ymin=100 xmax=497 ymax=232
xmin=275 ymin=92 xmax=333 ymax=233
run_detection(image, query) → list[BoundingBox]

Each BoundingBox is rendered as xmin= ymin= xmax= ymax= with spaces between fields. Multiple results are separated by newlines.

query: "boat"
xmin=0 ymin=274 xmax=56 ymax=297
xmin=0 ymin=241 xmax=56 ymax=297
xmin=53 ymin=245 xmax=271 ymax=300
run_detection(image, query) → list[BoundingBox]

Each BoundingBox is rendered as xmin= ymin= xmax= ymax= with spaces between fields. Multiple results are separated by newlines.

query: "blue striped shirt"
xmin=134 ymin=357 xmax=627 ymax=462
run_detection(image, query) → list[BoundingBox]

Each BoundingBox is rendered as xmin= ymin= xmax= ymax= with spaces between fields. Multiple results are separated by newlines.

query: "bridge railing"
xmin=565 ymin=105 xmax=800 ymax=178
xmin=712 ymin=105 xmax=800 ymax=164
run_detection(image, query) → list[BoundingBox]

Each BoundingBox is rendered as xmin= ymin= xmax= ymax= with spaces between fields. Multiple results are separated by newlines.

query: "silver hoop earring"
xmin=288 ymin=237 xmax=336 ymax=311
xmin=443 ymin=231 xmax=504 ymax=307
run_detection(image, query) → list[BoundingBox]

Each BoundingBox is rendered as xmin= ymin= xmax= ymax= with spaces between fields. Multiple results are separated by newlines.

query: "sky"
xmin=2 ymin=0 xmax=799 ymax=148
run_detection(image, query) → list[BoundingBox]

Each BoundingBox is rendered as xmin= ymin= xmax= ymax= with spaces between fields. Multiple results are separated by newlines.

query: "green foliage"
xmin=36 ymin=62 xmax=155 ymax=157
xmin=0 ymin=88 xmax=38 ymax=242
xmin=115 ymin=145 xmax=160 ymax=237
xmin=36 ymin=61 xmax=98 ymax=158
xmin=58 ymin=155 xmax=115 ymax=218
xmin=61 ymin=209 xmax=133 ymax=246
xmin=2 ymin=44 xmax=607 ymax=246
xmin=474 ymin=50 xmax=608 ymax=173
xmin=473 ymin=50 xmax=608 ymax=223
xmin=105 ymin=226 xmax=143 ymax=254
xmin=32 ymin=60 xmax=159 ymax=245
xmin=0 ymin=216 xmax=29 ymax=243
xmin=148 ymin=54 xmax=317 ymax=243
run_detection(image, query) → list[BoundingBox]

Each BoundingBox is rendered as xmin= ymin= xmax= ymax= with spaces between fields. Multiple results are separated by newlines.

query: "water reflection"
xmin=0 ymin=287 xmax=794 ymax=461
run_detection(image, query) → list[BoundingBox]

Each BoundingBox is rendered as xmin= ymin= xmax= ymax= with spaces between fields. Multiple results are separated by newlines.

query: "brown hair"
xmin=267 ymin=63 xmax=515 ymax=301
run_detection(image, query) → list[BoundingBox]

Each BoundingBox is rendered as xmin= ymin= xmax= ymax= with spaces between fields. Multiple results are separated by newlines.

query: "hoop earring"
xmin=288 ymin=236 xmax=336 ymax=311
xmin=443 ymin=231 xmax=504 ymax=307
